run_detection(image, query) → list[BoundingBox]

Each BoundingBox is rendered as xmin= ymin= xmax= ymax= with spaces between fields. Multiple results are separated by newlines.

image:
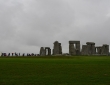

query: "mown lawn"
xmin=0 ymin=56 xmax=110 ymax=85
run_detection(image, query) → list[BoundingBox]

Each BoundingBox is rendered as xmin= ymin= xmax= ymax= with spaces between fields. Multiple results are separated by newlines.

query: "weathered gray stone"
xmin=40 ymin=47 xmax=45 ymax=56
xmin=101 ymin=44 xmax=109 ymax=55
xmin=45 ymin=47 xmax=51 ymax=56
xmin=81 ymin=45 xmax=88 ymax=55
xmin=69 ymin=41 xmax=80 ymax=55
xmin=59 ymin=43 xmax=62 ymax=54
xmin=69 ymin=41 xmax=80 ymax=44
xmin=86 ymin=42 xmax=95 ymax=55
xmin=81 ymin=42 xmax=95 ymax=55
xmin=53 ymin=41 xmax=59 ymax=55
xmin=86 ymin=42 xmax=95 ymax=45
xmin=53 ymin=41 xmax=62 ymax=55
xmin=95 ymin=46 xmax=102 ymax=54
xmin=69 ymin=43 xmax=75 ymax=55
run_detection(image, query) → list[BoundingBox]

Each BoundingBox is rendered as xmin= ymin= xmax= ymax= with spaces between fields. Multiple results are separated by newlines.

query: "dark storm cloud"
xmin=0 ymin=0 xmax=110 ymax=53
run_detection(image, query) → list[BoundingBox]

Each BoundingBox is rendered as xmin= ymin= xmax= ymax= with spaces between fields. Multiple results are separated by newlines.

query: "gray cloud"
xmin=0 ymin=0 xmax=110 ymax=53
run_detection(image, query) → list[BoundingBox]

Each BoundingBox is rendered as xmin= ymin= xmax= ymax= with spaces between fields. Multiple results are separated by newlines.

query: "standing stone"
xmin=45 ymin=47 xmax=51 ymax=56
xmin=40 ymin=47 xmax=45 ymax=56
xmin=69 ymin=41 xmax=80 ymax=55
xmin=76 ymin=42 xmax=80 ymax=55
xmin=81 ymin=45 xmax=88 ymax=55
xmin=69 ymin=43 xmax=75 ymax=55
xmin=86 ymin=42 xmax=95 ymax=55
xmin=53 ymin=41 xmax=62 ymax=55
xmin=52 ymin=49 xmax=54 ymax=55
xmin=101 ymin=44 xmax=109 ymax=55
xmin=81 ymin=42 xmax=95 ymax=55
xmin=95 ymin=46 xmax=102 ymax=54
xmin=59 ymin=43 xmax=62 ymax=54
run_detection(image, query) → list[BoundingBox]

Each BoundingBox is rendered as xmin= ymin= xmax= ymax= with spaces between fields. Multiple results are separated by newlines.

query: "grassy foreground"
xmin=0 ymin=56 xmax=110 ymax=85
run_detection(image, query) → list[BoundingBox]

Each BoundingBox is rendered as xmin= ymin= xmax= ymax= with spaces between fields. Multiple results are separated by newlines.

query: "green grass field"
xmin=0 ymin=56 xmax=110 ymax=85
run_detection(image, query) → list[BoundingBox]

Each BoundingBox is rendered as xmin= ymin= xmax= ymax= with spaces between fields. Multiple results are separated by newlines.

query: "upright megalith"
xmin=53 ymin=41 xmax=62 ymax=55
xmin=45 ymin=47 xmax=51 ymax=56
xmin=81 ymin=45 xmax=88 ymax=55
xmin=40 ymin=47 xmax=45 ymax=56
xmin=81 ymin=42 xmax=95 ymax=55
xmin=101 ymin=44 xmax=109 ymax=55
xmin=69 ymin=41 xmax=80 ymax=55
xmin=59 ymin=43 xmax=62 ymax=54
xmin=69 ymin=41 xmax=75 ymax=55
xmin=95 ymin=46 xmax=102 ymax=54
xmin=86 ymin=42 xmax=95 ymax=55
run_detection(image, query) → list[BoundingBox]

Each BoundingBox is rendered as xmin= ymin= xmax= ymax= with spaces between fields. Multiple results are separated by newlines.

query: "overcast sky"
xmin=0 ymin=0 xmax=110 ymax=54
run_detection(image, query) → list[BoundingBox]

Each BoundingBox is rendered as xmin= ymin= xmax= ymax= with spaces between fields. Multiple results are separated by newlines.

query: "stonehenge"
xmin=40 ymin=47 xmax=45 ymax=56
xmin=53 ymin=41 xmax=62 ymax=55
xmin=82 ymin=42 xmax=95 ymax=55
xmin=39 ymin=40 xmax=109 ymax=56
xmin=69 ymin=41 xmax=80 ymax=55
xmin=1 ymin=40 xmax=109 ymax=57
xmin=101 ymin=44 xmax=109 ymax=55
xmin=95 ymin=45 xmax=109 ymax=55
xmin=81 ymin=45 xmax=88 ymax=55
xmin=40 ymin=47 xmax=51 ymax=56
xmin=95 ymin=46 xmax=102 ymax=54
xmin=45 ymin=47 xmax=51 ymax=56
xmin=86 ymin=42 xmax=95 ymax=55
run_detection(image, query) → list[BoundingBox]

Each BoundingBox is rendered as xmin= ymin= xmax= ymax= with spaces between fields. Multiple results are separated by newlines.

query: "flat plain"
xmin=0 ymin=56 xmax=110 ymax=85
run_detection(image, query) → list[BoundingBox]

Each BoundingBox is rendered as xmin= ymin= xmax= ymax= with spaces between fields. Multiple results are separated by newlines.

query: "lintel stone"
xmin=95 ymin=46 xmax=102 ymax=48
xmin=86 ymin=42 xmax=95 ymax=45
xmin=45 ymin=47 xmax=50 ymax=49
xmin=69 ymin=41 xmax=80 ymax=44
